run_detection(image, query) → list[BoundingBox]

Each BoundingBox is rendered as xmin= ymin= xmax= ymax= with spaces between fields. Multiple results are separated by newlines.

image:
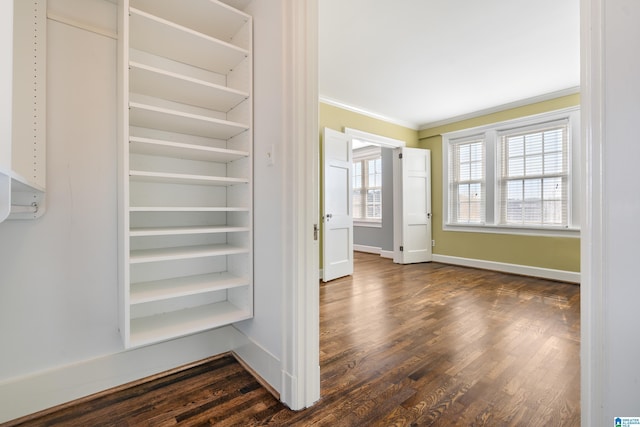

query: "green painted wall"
xmin=320 ymin=102 xmax=420 ymax=146
xmin=418 ymin=93 xmax=581 ymax=272
xmin=319 ymin=95 xmax=581 ymax=273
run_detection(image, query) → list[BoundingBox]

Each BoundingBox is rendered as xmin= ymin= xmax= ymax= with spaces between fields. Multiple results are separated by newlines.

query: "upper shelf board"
xmin=129 ymin=102 xmax=249 ymax=140
xmin=129 ymin=8 xmax=248 ymax=75
xmin=130 ymin=0 xmax=250 ymax=44
xmin=129 ymin=62 xmax=249 ymax=113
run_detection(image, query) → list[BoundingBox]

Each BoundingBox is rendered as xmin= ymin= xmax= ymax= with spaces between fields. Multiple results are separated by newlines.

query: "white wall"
xmin=0 ymin=0 xmax=292 ymax=421
xmin=230 ymin=0 xmax=287 ymax=390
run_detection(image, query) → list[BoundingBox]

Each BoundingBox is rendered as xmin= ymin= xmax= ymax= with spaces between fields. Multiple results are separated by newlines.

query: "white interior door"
xmin=394 ymin=147 xmax=432 ymax=264
xmin=322 ymin=127 xmax=353 ymax=281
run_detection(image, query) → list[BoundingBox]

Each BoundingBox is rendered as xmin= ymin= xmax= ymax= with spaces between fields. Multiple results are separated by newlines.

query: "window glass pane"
xmin=459 ymin=144 xmax=470 ymax=163
xmin=543 ymin=200 xmax=562 ymax=224
xmin=543 ymin=129 xmax=563 ymax=153
xmin=525 ymin=133 xmax=543 ymax=154
xmin=524 ymin=179 xmax=542 ymax=200
xmin=543 ymin=177 xmax=562 ymax=200
xmin=470 ymin=161 xmax=483 ymax=181
xmin=544 ymin=151 xmax=563 ymax=174
xmin=526 ymin=155 xmax=543 ymax=176
xmin=507 ymin=136 xmax=524 ymax=157
xmin=506 ymin=201 xmax=522 ymax=223
xmin=508 ymin=157 xmax=524 ymax=177
xmin=507 ymin=180 xmax=523 ymax=201
xmin=353 ymin=189 xmax=363 ymax=219
xmin=524 ymin=200 xmax=542 ymax=223
xmin=459 ymin=162 xmax=470 ymax=181
xmin=470 ymin=142 xmax=483 ymax=161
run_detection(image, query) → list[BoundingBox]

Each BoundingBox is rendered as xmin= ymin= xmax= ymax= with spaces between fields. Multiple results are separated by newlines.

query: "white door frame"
xmin=287 ymin=0 xmax=603 ymax=421
xmin=280 ymin=0 xmax=320 ymax=410
xmin=580 ymin=0 xmax=603 ymax=424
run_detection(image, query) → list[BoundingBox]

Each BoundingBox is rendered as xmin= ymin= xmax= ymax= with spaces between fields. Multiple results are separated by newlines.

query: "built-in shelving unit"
xmin=118 ymin=0 xmax=253 ymax=348
xmin=1 ymin=0 xmax=47 ymax=223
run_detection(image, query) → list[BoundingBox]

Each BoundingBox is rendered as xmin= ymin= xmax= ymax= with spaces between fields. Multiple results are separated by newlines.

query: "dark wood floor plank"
xmin=4 ymin=252 xmax=580 ymax=426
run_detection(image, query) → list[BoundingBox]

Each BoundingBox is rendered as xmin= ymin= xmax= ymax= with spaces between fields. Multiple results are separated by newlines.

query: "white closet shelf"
xmin=10 ymin=170 xmax=45 ymax=193
xmin=129 ymin=170 xmax=248 ymax=186
xmin=129 ymin=62 xmax=249 ymax=113
xmin=130 ymin=272 xmax=250 ymax=305
xmin=129 ymin=102 xmax=248 ymax=140
xmin=130 ymin=243 xmax=248 ymax=264
xmin=129 ymin=206 xmax=249 ymax=212
xmin=130 ymin=225 xmax=249 ymax=237
xmin=129 ymin=136 xmax=249 ymax=163
xmin=130 ymin=301 xmax=251 ymax=347
xmin=129 ymin=8 xmax=248 ymax=75
xmin=130 ymin=0 xmax=250 ymax=45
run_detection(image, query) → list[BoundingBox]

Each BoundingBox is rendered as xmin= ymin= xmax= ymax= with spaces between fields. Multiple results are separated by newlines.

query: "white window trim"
xmin=442 ymin=106 xmax=581 ymax=238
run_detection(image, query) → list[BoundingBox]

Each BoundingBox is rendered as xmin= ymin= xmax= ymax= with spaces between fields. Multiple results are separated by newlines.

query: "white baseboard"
xmin=432 ymin=254 xmax=581 ymax=283
xmin=0 ymin=326 xmax=240 ymax=423
xmin=380 ymin=250 xmax=394 ymax=259
xmin=231 ymin=327 xmax=282 ymax=395
xmin=353 ymin=244 xmax=380 ymax=254
xmin=354 ymin=245 xmax=395 ymax=260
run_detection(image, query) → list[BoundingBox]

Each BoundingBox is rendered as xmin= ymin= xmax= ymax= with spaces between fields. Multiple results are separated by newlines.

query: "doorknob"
xmin=326 ymin=213 xmax=333 ymax=221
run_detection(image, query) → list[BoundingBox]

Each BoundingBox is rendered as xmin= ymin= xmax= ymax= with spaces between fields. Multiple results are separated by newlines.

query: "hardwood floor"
xmin=6 ymin=252 xmax=580 ymax=426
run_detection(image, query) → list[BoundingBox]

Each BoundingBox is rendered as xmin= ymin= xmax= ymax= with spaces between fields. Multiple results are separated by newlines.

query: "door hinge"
xmin=313 ymin=224 xmax=319 ymax=241
xmin=400 ymin=246 xmax=404 ymax=252
xmin=399 ymin=153 xmax=403 ymax=159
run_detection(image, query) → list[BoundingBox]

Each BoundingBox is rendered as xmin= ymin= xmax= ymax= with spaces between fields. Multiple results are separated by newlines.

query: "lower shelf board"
xmin=130 ymin=272 xmax=250 ymax=305
xmin=129 ymin=301 xmax=252 ymax=348
xmin=130 ymin=244 xmax=248 ymax=264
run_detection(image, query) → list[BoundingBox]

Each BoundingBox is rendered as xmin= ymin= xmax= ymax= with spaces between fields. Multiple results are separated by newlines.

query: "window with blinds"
xmin=353 ymin=145 xmax=382 ymax=222
xmin=449 ymin=138 xmax=485 ymax=224
xmin=441 ymin=106 xmax=580 ymax=236
xmin=498 ymin=121 xmax=569 ymax=227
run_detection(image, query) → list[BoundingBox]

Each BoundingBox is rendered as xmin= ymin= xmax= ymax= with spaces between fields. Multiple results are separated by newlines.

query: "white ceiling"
xmin=319 ymin=0 xmax=580 ymax=129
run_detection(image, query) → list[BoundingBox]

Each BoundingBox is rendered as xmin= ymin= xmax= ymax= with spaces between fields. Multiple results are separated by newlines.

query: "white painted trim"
xmin=231 ymin=327 xmax=282 ymax=394
xmin=280 ymin=0 xmax=320 ymax=411
xmin=0 ymin=327 xmax=239 ymax=423
xmin=419 ymin=86 xmax=581 ymax=130
xmin=432 ymin=254 xmax=580 ymax=284
xmin=344 ymin=128 xmax=406 ymax=148
xmin=353 ymin=244 xmax=381 ymax=254
xmin=319 ymin=96 xmax=419 ymax=130
xmin=380 ymin=250 xmax=394 ymax=259
xmin=580 ymin=0 xmax=604 ymax=423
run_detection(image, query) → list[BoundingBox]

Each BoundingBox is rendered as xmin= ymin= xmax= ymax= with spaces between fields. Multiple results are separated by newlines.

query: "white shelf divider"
xmin=130 ymin=225 xmax=249 ymax=237
xmin=130 ymin=0 xmax=250 ymax=46
xmin=130 ymin=243 xmax=249 ymax=264
xmin=129 ymin=102 xmax=248 ymax=140
xmin=130 ymin=301 xmax=252 ymax=347
xmin=129 ymin=136 xmax=248 ymax=163
xmin=129 ymin=8 xmax=248 ymax=75
xmin=129 ymin=170 xmax=248 ymax=187
xmin=129 ymin=62 xmax=249 ymax=113
xmin=130 ymin=272 xmax=249 ymax=305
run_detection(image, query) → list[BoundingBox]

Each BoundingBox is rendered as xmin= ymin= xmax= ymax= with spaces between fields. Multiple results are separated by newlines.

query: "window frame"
xmin=442 ymin=106 xmax=580 ymax=237
xmin=352 ymin=145 xmax=383 ymax=225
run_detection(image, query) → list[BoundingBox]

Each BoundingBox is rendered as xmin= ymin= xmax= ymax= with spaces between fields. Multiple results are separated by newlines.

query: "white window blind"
xmin=498 ymin=120 xmax=569 ymax=227
xmin=352 ymin=145 xmax=382 ymax=222
xmin=448 ymin=138 xmax=485 ymax=224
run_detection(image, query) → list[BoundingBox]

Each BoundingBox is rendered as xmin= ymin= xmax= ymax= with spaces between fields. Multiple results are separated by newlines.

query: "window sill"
xmin=443 ymin=223 xmax=580 ymax=238
xmin=354 ymin=220 xmax=382 ymax=228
